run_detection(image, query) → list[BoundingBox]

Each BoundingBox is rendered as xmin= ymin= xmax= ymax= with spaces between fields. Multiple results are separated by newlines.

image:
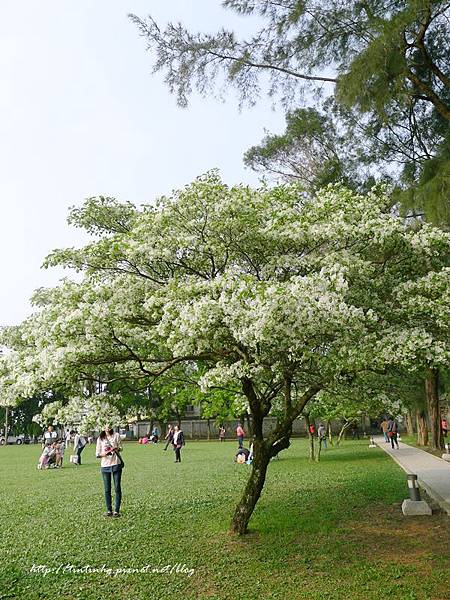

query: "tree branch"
xmin=205 ymin=49 xmax=337 ymax=84
xmin=406 ymin=71 xmax=450 ymax=122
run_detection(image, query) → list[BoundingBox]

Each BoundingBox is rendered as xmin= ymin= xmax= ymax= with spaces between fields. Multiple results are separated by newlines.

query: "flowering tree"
xmin=32 ymin=394 xmax=123 ymax=435
xmin=395 ymin=269 xmax=450 ymax=449
xmin=2 ymin=173 xmax=449 ymax=534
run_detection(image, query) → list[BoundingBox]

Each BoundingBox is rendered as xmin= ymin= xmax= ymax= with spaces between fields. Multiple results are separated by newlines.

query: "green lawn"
xmin=0 ymin=439 xmax=448 ymax=600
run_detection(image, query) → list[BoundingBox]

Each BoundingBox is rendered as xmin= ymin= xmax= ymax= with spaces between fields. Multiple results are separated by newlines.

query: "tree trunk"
xmin=425 ymin=368 xmax=443 ymax=450
xmin=206 ymin=418 xmax=211 ymax=441
xmin=405 ymin=412 xmax=415 ymax=436
xmin=316 ymin=437 xmax=322 ymax=462
xmin=230 ymin=440 xmax=271 ymax=535
xmin=416 ymin=410 xmax=429 ymax=446
xmin=4 ymin=406 xmax=9 ymax=443
xmin=229 ymin=377 xmax=321 ymax=535
xmin=309 ymin=428 xmax=315 ymax=460
xmin=230 ymin=417 xmax=292 ymax=535
xmin=246 ymin=414 xmax=253 ymax=437
xmin=336 ymin=420 xmax=350 ymax=446
xmin=303 ymin=413 xmax=315 ymax=461
xmin=230 ymin=377 xmax=285 ymax=535
xmin=86 ymin=378 xmax=95 ymax=396
xmin=147 ymin=386 xmax=154 ymax=420
xmin=326 ymin=420 xmax=334 ymax=446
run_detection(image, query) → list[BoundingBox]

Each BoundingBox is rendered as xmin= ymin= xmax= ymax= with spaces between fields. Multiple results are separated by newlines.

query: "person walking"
xmin=172 ymin=425 xmax=184 ymax=463
xmin=387 ymin=417 xmax=399 ymax=449
xmin=96 ymin=427 xmax=124 ymax=517
xmin=236 ymin=423 xmax=245 ymax=448
xmin=441 ymin=417 xmax=448 ymax=438
xmin=164 ymin=425 xmax=174 ymax=451
xmin=72 ymin=430 xmax=87 ymax=465
xmin=65 ymin=429 xmax=72 ymax=448
xmin=219 ymin=426 xmax=226 ymax=442
xmin=380 ymin=418 xmax=390 ymax=442
xmin=317 ymin=423 xmax=327 ymax=449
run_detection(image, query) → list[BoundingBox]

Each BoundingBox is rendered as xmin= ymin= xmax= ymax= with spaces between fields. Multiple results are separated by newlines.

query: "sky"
xmin=0 ymin=0 xmax=285 ymax=326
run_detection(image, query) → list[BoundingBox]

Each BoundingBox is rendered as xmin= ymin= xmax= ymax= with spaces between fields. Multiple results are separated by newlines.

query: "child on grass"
xmin=56 ymin=439 xmax=64 ymax=467
xmin=38 ymin=444 xmax=54 ymax=469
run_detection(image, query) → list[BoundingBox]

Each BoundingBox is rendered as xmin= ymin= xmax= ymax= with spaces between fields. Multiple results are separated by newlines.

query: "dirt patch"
xmin=337 ymin=503 xmax=449 ymax=571
xmin=189 ymin=572 xmax=221 ymax=600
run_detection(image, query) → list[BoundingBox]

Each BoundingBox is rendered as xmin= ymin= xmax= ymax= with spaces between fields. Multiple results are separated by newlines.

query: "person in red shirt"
xmin=236 ymin=423 xmax=245 ymax=448
xmin=309 ymin=423 xmax=316 ymax=435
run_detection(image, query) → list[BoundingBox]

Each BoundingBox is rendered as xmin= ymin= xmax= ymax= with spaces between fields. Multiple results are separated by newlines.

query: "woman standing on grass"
xmin=172 ymin=425 xmax=184 ymax=463
xmin=164 ymin=425 xmax=174 ymax=450
xmin=236 ymin=423 xmax=245 ymax=448
xmin=96 ymin=427 xmax=124 ymax=517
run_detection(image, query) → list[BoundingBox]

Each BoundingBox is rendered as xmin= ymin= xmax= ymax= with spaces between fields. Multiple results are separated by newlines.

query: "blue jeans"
xmin=320 ymin=437 xmax=327 ymax=449
xmin=101 ymin=466 xmax=122 ymax=513
xmin=238 ymin=436 xmax=244 ymax=448
xmin=383 ymin=432 xmax=389 ymax=442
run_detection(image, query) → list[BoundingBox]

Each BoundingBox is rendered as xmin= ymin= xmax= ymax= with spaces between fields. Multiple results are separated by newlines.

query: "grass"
xmin=0 ymin=439 xmax=448 ymax=600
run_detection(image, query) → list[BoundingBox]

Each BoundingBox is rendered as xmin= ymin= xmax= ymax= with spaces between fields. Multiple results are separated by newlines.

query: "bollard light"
xmin=445 ymin=442 xmax=450 ymax=454
xmin=407 ymin=474 xmax=421 ymax=502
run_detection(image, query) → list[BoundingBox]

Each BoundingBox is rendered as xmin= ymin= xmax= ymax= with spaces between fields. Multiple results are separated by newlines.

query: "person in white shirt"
xmin=65 ymin=429 xmax=71 ymax=447
xmin=317 ymin=423 xmax=327 ymax=449
xmin=172 ymin=425 xmax=184 ymax=463
xmin=96 ymin=427 xmax=124 ymax=517
xmin=42 ymin=425 xmax=57 ymax=448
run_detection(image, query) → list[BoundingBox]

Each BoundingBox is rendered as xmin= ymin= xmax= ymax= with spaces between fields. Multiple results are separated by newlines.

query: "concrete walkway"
xmin=375 ymin=436 xmax=450 ymax=515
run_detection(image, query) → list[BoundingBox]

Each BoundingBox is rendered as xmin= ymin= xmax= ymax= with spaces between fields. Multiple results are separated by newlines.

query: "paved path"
xmin=375 ymin=436 xmax=450 ymax=515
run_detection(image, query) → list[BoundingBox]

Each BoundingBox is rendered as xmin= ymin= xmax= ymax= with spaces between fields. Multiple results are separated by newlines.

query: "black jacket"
xmin=173 ymin=431 xmax=184 ymax=448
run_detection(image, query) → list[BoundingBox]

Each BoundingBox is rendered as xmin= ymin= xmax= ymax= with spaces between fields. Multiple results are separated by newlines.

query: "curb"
xmin=375 ymin=439 xmax=450 ymax=516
